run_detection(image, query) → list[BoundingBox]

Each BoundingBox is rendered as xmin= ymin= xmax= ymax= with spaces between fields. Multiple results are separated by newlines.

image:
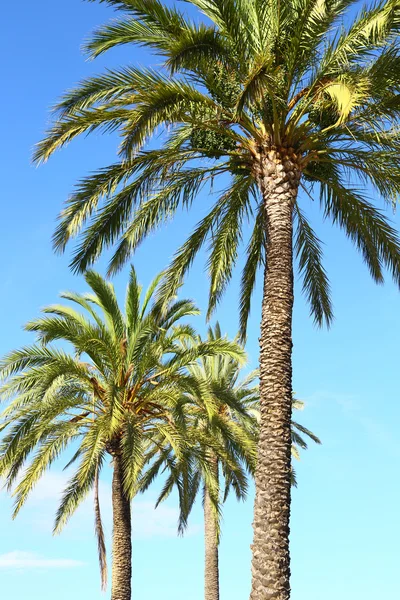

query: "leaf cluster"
xmin=32 ymin=0 xmax=400 ymax=336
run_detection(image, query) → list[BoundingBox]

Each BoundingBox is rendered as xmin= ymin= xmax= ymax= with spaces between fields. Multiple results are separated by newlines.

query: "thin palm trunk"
xmin=249 ymin=151 xmax=300 ymax=600
xmin=111 ymin=452 xmax=132 ymax=600
xmin=204 ymin=455 xmax=219 ymax=600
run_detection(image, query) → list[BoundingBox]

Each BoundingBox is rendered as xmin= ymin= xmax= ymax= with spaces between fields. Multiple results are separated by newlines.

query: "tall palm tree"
xmin=0 ymin=268 xmax=243 ymax=600
xmin=34 ymin=1 xmax=400 ymax=597
xmin=142 ymin=325 xmax=320 ymax=600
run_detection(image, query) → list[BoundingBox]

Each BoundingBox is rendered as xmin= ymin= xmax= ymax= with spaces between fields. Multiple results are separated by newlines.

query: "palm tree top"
xmin=0 ymin=267 xmax=245 ymax=589
xmin=33 ymin=0 xmax=400 ymax=338
xmin=140 ymin=324 xmax=320 ymax=534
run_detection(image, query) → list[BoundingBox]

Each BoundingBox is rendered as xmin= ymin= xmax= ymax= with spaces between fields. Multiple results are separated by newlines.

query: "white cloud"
xmin=2 ymin=470 xmax=200 ymax=539
xmin=28 ymin=471 xmax=69 ymax=502
xmin=131 ymin=501 xmax=200 ymax=539
xmin=304 ymin=389 xmax=400 ymax=456
xmin=0 ymin=551 xmax=84 ymax=570
xmin=133 ymin=501 xmax=177 ymax=538
xmin=303 ymin=389 xmax=360 ymax=412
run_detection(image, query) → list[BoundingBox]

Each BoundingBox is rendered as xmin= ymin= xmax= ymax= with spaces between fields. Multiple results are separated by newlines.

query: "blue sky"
xmin=1 ymin=1 xmax=400 ymax=598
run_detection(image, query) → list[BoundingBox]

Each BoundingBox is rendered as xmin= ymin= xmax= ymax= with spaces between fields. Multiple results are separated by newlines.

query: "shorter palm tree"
xmin=141 ymin=325 xmax=320 ymax=600
xmin=0 ymin=269 xmax=242 ymax=600
xmin=181 ymin=325 xmax=257 ymax=600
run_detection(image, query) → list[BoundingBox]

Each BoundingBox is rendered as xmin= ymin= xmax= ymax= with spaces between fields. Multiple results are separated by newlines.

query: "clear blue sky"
xmin=1 ymin=1 xmax=400 ymax=599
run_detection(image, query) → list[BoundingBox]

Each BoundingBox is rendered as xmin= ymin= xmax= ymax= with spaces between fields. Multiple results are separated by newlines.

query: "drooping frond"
xmin=33 ymin=108 xmax=132 ymax=165
xmin=94 ymin=465 xmax=108 ymax=591
xmin=106 ymin=166 xmax=217 ymax=275
xmin=294 ymin=204 xmax=333 ymax=327
xmin=239 ymin=202 xmax=265 ymax=342
xmin=320 ymin=180 xmax=400 ymax=286
xmin=207 ymin=175 xmax=254 ymax=318
xmin=52 ymin=150 xmax=199 ymax=255
xmin=156 ymin=188 xmax=235 ymax=308
xmin=1 ymin=269 xmax=244 ymax=590
xmin=54 ymin=449 xmax=104 ymax=534
xmin=34 ymin=0 xmax=400 ymax=334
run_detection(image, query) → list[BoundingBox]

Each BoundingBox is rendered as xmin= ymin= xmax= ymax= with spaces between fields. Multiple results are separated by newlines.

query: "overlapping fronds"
xmin=34 ymin=0 xmax=400 ymax=331
xmin=0 ymin=268 xmax=246 ymax=589
xmin=142 ymin=326 xmax=319 ymax=534
xmin=294 ymin=204 xmax=333 ymax=326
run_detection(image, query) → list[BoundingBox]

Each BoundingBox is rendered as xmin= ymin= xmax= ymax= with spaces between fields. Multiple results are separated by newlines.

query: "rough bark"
xmin=111 ymin=452 xmax=132 ymax=600
xmin=249 ymin=149 xmax=300 ymax=600
xmin=204 ymin=455 xmax=220 ymax=600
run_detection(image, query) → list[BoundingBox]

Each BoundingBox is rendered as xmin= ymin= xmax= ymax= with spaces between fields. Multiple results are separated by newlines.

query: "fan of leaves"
xmin=33 ymin=0 xmax=400 ymax=337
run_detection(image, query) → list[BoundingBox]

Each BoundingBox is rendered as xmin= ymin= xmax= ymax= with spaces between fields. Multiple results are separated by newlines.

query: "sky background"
xmin=1 ymin=1 xmax=400 ymax=599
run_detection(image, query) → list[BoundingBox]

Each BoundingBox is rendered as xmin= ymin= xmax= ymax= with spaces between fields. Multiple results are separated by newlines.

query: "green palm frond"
xmin=238 ymin=202 xmax=265 ymax=342
xmin=94 ymin=465 xmax=108 ymax=591
xmin=35 ymin=0 xmax=400 ymax=335
xmin=165 ymin=26 xmax=229 ymax=75
xmin=144 ymin=326 xmax=319 ymax=537
xmin=53 ymin=66 xmax=159 ymax=117
xmin=33 ymin=107 xmax=131 ymax=165
xmin=294 ymin=204 xmax=333 ymax=327
xmin=321 ymin=181 xmax=400 ymax=285
xmin=54 ymin=452 xmax=104 ymax=534
xmin=207 ymin=175 xmax=253 ymax=318
xmin=105 ymin=168 xmax=212 ymax=276
xmin=85 ymin=0 xmax=191 ymax=57
xmin=0 ymin=270 xmax=246 ymax=589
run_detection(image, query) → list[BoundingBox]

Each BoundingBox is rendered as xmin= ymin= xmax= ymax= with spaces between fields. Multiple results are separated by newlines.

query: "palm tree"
xmin=142 ymin=325 xmax=320 ymax=600
xmin=0 ymin=268 xmax=243 ymax=600
xmin=34 ymin=1 xmax=400 ymax=597
xmin=142 ymin=323 xmax=257 ymax=600
xmin=185 ymin=326 xmax=256 ymax=600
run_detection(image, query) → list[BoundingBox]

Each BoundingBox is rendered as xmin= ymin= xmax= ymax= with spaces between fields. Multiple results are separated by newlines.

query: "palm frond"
xmin=294 ymin=203 xmax=333 ymax=327
xmin=207 ymin=175 xmax=253 ymax=318
xmin=33 ymin=108 xmax=131 ymax=165
xmin=94 ymin=466 xmax=108 ymax=592
xmin=321 ymin=180 xmax=400 ymax=286
xmin=85 ymin=0 xmax=189 ymax=58
xmin=238 ymin=202 xmax=265 ymax=342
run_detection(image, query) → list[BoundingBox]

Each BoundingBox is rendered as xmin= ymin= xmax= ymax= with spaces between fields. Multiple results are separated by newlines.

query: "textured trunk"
xmin=204 ymin=455 xmax=219 ymax=600
xmin=249 ymin=149 xmax=300 ymax=600
xmin=111 ymin=452 xmax=132 ymax=600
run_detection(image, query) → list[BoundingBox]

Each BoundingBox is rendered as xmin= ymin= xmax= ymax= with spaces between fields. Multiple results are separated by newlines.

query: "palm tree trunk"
xmin=204 ymin=455 xmax=219 ymax=600
xmin=249 ymin=150 xmax=300 ymax=600
xmin=111 ymin=452 xmax=132 ymax=600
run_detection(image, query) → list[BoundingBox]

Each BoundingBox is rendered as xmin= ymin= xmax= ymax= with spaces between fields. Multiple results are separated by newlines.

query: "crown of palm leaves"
xmin=139 ymin=324 xmax=320 ymax=536
xmin=34 ymin=0 xmax=400 ymax=337
xmin=0 ymin=267 xmax=244 ymax=589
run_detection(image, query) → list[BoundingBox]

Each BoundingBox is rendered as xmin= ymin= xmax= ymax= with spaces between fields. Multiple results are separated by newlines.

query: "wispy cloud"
xmin=303 ymin=389 xmax=360 ymax=413
xmin=1 ymin=470 xmax=200 ymax=539
xmin=0 ymin=551 xmax=84 ymax=570
xmin=304 ymin=389 xmax=400 ymax=457
xmin=27 ymin=471 xmax=69 ymax=502
xmin=132 ymin=501 xmax=200 ymax=539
